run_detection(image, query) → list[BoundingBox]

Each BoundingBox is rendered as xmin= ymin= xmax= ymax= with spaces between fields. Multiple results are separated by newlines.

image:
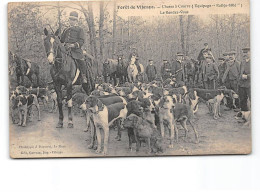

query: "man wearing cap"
xmin=60 ymin=11 xmax=88 ymax=84
xmin=202 ymin=55 xmax=219 ymax=89
xmin=238 ymin=47 xmax=251 ymax=114
xmin=146 ymin=60 xmax=157 ymax=82
xmin=217 ymin=57 xmax=226 ymax=86
xmin=172 ymin=52 xmax=185 ymax=84
xmin=161 ymin=59 xmax=172 ymax=81
xmin=222 ymin=50 xmax=241 ymax=93
xmin=223 ymin=52 xmax=229 ymax=61
xmin=197 ymin=50 xmax=209 ymax=87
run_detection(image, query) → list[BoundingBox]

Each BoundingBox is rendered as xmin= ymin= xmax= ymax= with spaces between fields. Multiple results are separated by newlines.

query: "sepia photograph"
xmin=8 ymin=0 xmax=251 ymax=158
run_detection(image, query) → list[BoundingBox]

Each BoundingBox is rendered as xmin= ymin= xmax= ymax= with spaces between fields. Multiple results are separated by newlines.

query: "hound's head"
xmin=15 ymin=86 xmax=29 ymax=95
xmin=123 ymin=114 xmax=140 ymax=128
xmin=141 ymin=98 xmax=155 ymax=112
xmin=126 ymin=100 xmax=143 ymax=116
xmin=14 ymin=95 xmax=27 ymax=109
xmin=159 ymin=96 xmax=174 ymax=109
xmin=83 ymin=96 xmax=104 ymax=113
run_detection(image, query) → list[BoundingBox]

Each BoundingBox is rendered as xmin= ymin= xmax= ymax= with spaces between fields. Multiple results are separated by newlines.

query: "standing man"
xmin=202 ymin=55 xmax=219 ymax=89
xmin=238 ymin=47 xmax=251 ymax=115
xmin=146 ymin=60 xmax=157 ymax=82
xmin=222 ymin=50 xmax=241 ymax=93
xmin=172 ymin=52 xmax=185 ymax=85
xmin=60 ymin=11 xmax=88 ymax=84
xmin=161 ymin=59 xmax=172 ymax=81
xmin=217 ymin=57 xmax=226 ymax=87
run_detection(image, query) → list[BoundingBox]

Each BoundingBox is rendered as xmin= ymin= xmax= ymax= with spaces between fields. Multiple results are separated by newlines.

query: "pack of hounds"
xmin=10 ymin=78 xmax=251 ymax=155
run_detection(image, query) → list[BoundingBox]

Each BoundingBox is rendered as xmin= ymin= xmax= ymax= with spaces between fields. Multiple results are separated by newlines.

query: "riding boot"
xmin=77 ymin=59 xmax=88 ymax=84
xmin=81 ymin=73 xmax=88 ymax=84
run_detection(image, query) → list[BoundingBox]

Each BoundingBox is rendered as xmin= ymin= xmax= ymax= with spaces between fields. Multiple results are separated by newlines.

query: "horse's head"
xmin=43 ymin=28 xmax=61 ymax=64
xmin=130 ymin=56 xmax=136 ymax=64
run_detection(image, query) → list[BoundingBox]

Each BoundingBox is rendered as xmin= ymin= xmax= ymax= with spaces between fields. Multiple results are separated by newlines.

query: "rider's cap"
xmin=242 ymin=47 xmax=250 ymax=53
xmin=176 ymin=52 xmax=184 ymax=56
xmin=69 ymin=11 xmax=79 ymax=21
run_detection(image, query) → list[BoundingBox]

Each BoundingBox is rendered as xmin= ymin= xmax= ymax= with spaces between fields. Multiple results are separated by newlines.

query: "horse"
xmin=135 ymin=61 xmax=145 ymax=82
xmin=103 ymin=58 xmax=118 ymax=85
xmin=184 ymin=58 xmax=196 ymax=87
xmin=9 ymin=51 xmax=40 ymax=87
xmin=102 ymin=56 xmax=128 ymax=86
xmin=43 ymin=28 xmax=95 ymax=128
xmin=116 ymin=56 xmax=128 ymax=84
xmin=127 ymin=56 xmax=145 ymax=83
xmin=191 ymin=58 xmax=202 ymax=87
xmin=127 ymin=56 xmax=139 ymax=83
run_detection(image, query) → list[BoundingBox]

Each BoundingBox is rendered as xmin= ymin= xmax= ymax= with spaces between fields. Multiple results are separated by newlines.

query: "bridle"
xmin=45 ymin=35 xmax=65 ymax=64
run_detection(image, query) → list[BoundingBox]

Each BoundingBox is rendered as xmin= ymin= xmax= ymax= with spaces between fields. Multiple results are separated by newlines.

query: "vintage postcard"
xmin=9 ymin=0 xmax=251 ymax=158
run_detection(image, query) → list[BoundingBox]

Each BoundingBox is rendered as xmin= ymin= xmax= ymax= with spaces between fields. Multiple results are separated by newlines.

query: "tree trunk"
xmin=57 ymin=2 xmax=62 ymax=34
xmin=99 ymin=1 xmax=105 ymax=63
xmin=230 ymin=14 xmax=236 ymax=50
xmin=88 ymin=2 xmax=98 ymax=60
xmin=186 ymin=15 xmax=192 ymax=56
xmin=215 ymin=15 xmax=221 ymax=57
xmin=112 ymin=1 xmax=117 ymax=57
xmin=179 ymin=15 xmax=185 ymax=54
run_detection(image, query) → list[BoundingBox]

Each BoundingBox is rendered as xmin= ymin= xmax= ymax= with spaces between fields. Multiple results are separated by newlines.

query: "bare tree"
xmin=99 ymin=1 xmax=105 ymax=63
xmin=112 ymin=1 xmax=117 ymax=57
xmin=186 ymin=15 xmax=193 ymax=56
xmin=179 ymin=15 xmax=185 ymax=54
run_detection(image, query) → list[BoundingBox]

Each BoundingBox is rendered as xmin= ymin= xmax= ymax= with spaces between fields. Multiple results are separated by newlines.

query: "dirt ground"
xmin=9 ymin=102 xmax=251 ymax=158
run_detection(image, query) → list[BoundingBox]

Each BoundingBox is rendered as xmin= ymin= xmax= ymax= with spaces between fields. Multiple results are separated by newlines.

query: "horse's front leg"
xmin=113 ymin=74 xmax=117 ymax=86
xmin=21 ymin=75 xmax=24 ymax=86
xmin=54 ymin=84 xmax=64 ymax=128
xmin=36 ymin=73 xmax=40 ymax=87
xmin=16 ymin=74 xmax=20 ymax=86
xmin=67 ymin=81 xmax=73 ymax=128
xmin=133 ymin=75 xmax=136 ymax=83
xmin=27 ymin=75 xmax=33 ymax=87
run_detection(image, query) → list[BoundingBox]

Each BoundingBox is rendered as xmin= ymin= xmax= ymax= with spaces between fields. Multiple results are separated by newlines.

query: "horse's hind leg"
xmin=67 ymin=82 xmax=73 ymax=128
xmin=36 ymin=73 xmax=40 ymax=87
xmin=54 ymin=84 xmax=64 ymax=128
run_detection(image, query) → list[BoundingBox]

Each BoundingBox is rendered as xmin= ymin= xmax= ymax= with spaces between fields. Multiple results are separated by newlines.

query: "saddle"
xmin=63 ymin=50 xmax=78 ymax=72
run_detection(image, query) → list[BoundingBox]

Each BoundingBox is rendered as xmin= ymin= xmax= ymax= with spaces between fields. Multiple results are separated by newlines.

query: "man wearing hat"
xmin=60 ymin=11 xmax=88 ymax=84
xmin=161 ymin=59 xmax=172 ymax=81
xmin=172 ymin=52 xmax=185 ymax=84
xmin=222 ymin=50 xmax=241 ymax=93
xmin=146 ymin=59 xmax=157 ymax=82
xmin=223 ymin=52 xmax=229 ymax=61
xmin=217 ymin=57 xmax=226 ymax=86
xmin=238 ymin=47 xmax=251 ymax=115
xmin=195 ymin=50 xmax=209 ymax=87
xmin=202 ymin=55 xmax=219 ymax=89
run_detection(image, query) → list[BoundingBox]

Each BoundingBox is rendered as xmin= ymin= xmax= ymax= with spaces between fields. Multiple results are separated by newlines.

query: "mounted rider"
xmin=60 ymin=11 xmax=88 ymax=84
